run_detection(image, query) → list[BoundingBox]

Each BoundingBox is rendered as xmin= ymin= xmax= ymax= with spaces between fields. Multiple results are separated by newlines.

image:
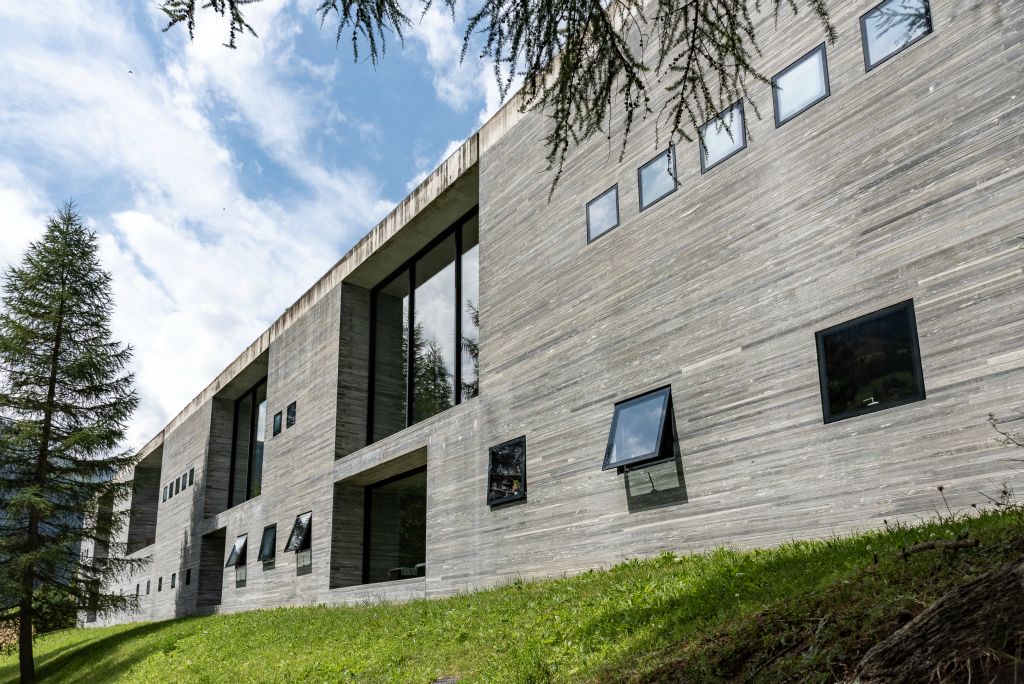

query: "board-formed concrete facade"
xmin=84 ymin=0 xmax=1024 ymax=626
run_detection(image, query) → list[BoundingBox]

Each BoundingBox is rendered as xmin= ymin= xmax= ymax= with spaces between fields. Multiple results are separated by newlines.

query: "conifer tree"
xmin=0 ymin=202 xmax=143 ymax=683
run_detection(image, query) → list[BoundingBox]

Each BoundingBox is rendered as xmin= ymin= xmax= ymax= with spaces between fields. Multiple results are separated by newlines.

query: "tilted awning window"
xmin=258 ymin=525 xmax=277 ymax=562
xmin=225 ymin=534 xmax=248 ymax=568
xmin=284 ymin=511 xmax=312 ymax=552
xmin=602 ymin=386 xmax=676 ymax=471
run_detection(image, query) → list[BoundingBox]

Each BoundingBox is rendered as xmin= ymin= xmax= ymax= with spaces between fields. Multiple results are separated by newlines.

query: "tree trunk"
xmin=854 ymin=556 xmax=1024 ymax=683
xmin=18 ymin=571 xmax=34 ymax=683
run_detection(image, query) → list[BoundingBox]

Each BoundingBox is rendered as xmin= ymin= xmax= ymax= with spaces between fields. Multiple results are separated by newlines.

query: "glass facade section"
xmin=460 ymin=216 xmax=480 ymax=402
xmin=229 ymin=378 xmax=267 ymax=507
xmin=364 ymin=468 xmax=427 ymax=584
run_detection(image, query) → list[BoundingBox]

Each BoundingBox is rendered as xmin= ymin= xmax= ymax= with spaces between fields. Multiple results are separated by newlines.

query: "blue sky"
xmin=0 ymin=0 xmax=505 ymax=448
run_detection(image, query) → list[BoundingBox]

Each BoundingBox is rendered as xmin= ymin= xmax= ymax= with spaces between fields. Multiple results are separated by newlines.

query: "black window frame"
xmin=602 ymin=385 xmax=677 ymax=472
xmin=272 ymin=411 xmax=282 ymax=436
xmin=772 ymin=43 xmax=831 ymax=128
xmin=367 ymin=205 xmax=480 ymax=444
xmin=284 ymin=511 xmax=312 ymax=553
xmin=637 ymin=147 xmax=678 ymax=212
xmin=859 ymin=0 xmax=933 ymax=72
xmin=162 ymin=486 xmax=167 ymax=502
xmin=225 ymin=533 xmax=248 ymax=568
xmin=146 ymin=580 xmax=150 ymax=595
xmin=258 ymin=524 xmax=277 ymax=562
xmin=185 ymin=568 xmax=191 ymax=585
xmin=286 ymin=401 xmax=296 ymax=429
xmin=170 ymin=572 xmax=176 ymax=589
xmin=815 ymin=299 xmax=926 ymax=424
xmin=188 ymin=468 xmax=194 ymax=486
xmin=227 ymin=376 xmax=268 ymax=508
xmin=487 ymin=436 xmax=527 ymax=507
xmin=699 ymin=101 xmax=747 ymax=174
xmin=157 ymin=577 xmax=162 ymax=592
xmin=174 ymin=477 xmax=180 ymax=495
xmin=585 ymin=184 xmax=620 ymax=244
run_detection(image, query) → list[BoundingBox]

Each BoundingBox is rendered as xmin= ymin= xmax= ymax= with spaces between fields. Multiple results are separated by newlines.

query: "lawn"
xmin=3 ymin=502 xmax=1022 ymax=683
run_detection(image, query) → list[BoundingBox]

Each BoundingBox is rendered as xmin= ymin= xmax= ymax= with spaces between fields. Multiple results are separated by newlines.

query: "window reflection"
xmin=861 ymin=0 xmax=931 ymax=70
xmin=603 ymin=386 xmax=675 ymax=471
xmin=586 ymin=186 xmax=619 ymax=242
xmin=461 ymin=216 xmax=480 ymax=402
xmin=773 ymin=44 xmax=830 ymax=126
xmin=699 ymin=102 xmax=746 ymax=172
xmin=638 ymin=147 xmax=677 ymax=210
xmin=229 ymin=378 xmax=266 ymax=506
xmin=413 ymin=236 xmax=456 ymax=422
xmin=373 ymin=271 xmax=410 ymax=443
xmin=364 ymin=469 xmax=427 ymax=583
xmin=817 ymin=301 xmax=926 ymax=422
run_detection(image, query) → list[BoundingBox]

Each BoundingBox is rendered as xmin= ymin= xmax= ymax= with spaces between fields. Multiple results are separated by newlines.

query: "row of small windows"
xmin=162 ymin=467 xmax=194 ymax=503
xmin=136 ymin=568 xmax=191 ymax=597
xmin=586 ymin=0 xmax=933 ymax=242
xmin=225 ymin=512 xmax=312 ymax=586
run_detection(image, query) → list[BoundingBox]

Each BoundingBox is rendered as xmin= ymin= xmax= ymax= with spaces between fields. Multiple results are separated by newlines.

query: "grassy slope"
xmin=3 ymin=505 xmax=1022 ymax=684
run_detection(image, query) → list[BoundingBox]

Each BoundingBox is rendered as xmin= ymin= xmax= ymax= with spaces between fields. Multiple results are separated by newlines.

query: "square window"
xmin=170 ymin=573 xmax=176 ymax=589
xmin=273 ymin=411 xmax=282 ymax=436
xmin=185 ymin=568 xmax=191 ymax=586
xmin=586 ymin=185 xmax=620 ymax=243
xmin=284 ymin=511 xmax=312 ymax=553
xmin=773 ymin=44 xmax=830 ymax=127
xmin=258 ymin=524 xmax=277 ymax=563
xmin=286 ymin=402 xmax=297 ymax=428
xmin=860 ymin=0 xmax=932 ymax=71
xmin=225 ymin=534 xmax=248 ymax=568
xmin=699 ymin=102 xmax=746 ymax=173
xmin=816 ymin=300 xmax=926 ymax=423
xmin=487 ymin=436 xmax=527 ymax=507
xmin=602 ymin=386 xmax=677 ymax=471
xmin=188 ymin=468 xmax=194 ymax=486
xmin=638 ymin=147 xmax=677 ymax=211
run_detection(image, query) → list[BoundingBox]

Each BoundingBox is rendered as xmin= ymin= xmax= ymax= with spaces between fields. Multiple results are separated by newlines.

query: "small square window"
xmin=285 ymin=511 xmax=312 ymax=553
xmin=170 ymin=572 xmax=176 ymax=589
xmin=860 ymin=0 xmax=932 ymax=72
xmin=602 ymin=386 xmax=677 ymax=471
xmin=637 ymin=147 xmax=677 ymax=211
xmin=773 ymin=44 xmax=830 ymax=127
xmin=273 ymin=412 xmax=283 ymax=436
xmin=225 ymin=534 xmax=248 ymax=568
xmin=816 ymin=300 xmax=926 ymax=423
xmin=586 ymin=185 xmax=620 ymax=243
xmin=188 ymin=468 xmax=194 ymax=486
xmin=258 ymin=524 xmax=277 ymax=563
xmin=286 ymin=402 xmax=297 ymax=428
xmin=487 ymin=436 xmax=527 ymax=507
xmin=699 ymin=102 xmax=746 ymax=173
xmin=185 ymin=568 xmax=192 ymax=586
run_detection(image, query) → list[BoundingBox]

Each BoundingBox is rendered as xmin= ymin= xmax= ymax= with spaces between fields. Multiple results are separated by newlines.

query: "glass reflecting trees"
xmin=370 ymin=209 xmax=480 ymax=444
xmin=860 ymin=0 xmax=932 ymax=71
xmin=229 ymin=378 xmax=266 ymax=507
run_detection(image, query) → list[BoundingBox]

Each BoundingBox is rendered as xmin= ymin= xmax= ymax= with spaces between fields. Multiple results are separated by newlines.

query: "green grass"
xmin=4 ymin=505 xmax=1023 ymax=683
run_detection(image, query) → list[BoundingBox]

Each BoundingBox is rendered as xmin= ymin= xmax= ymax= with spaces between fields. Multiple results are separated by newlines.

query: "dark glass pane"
xmin=258 ymin=525 xmax=276 ymax=561
xmin=461 ymin=217 xmax=480 ymax=402
xmin=413 ymin=236 xmax=456 ymax=423
xmin=586 ymin=186 xmax=619 ymax=241
xmin=821 ymin=305 xmax=922 ymax=418
xmin=249 ymin=384 xmax=267 ymax=499
xmin=862 ymin=0 xmax=930 ymax=69
xmin=373 ymin=272 xmax=410 ymax=442
xmin=366 ymin=470 xmax=427 ymax=583
xmin=488 ymin=437 xmax=526 ymax=505
xmin=230 ymin=391 xmax=252 ymax=506
xmin=286 ymin=401 xmax=296 ymax=428
xmin=604 ymin=388 xmax=671 ymax=469
xmin=285 ymin=511 xmax=312 ymax=552
xmin=272 ymin=412 xmax=282 ymax=436
xmin=638 ymin=148 xmax=676 ymax=210
xmin=225 ymin=534 xmax=247 ymax=567
xmin=188 ymin=468 xmax=194 ymax=486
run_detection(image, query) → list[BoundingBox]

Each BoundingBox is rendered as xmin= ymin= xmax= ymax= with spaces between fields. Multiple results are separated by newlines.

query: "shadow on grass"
xmin=1 ymin=619 xmax=197 ymax=684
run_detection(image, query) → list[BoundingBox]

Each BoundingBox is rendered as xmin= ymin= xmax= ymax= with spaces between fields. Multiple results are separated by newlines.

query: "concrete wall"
xmin=91 ymin=0 xmax=1024 ymax=626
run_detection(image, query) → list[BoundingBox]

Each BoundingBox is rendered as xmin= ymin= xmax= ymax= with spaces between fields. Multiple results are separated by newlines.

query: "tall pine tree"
xmin=0 ymin=202 xmax=143 ymax=683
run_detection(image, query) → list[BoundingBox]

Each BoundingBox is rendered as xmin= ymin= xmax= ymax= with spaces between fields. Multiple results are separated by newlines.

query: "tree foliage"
xmin=160 ymin=0 xmax=833 ymax=192
xmin=0 ymin=203 xmax=143 ymax=683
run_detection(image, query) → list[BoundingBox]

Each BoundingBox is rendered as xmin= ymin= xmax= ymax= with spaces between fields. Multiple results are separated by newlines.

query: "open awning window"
xmin=284 ymin=511 xmax=312 ymax=552
xmin=257 ymin=524 xmax=277 ymax=562
xmin=602 ymin=386 xmax=676 ymax=471
xmin=225 ymin=533 xmax=248 ymax=568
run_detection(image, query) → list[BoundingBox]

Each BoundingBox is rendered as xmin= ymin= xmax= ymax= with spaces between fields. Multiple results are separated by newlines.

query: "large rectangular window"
xmin=773 ymin=44 xmax=830 ymax=127
xmin=815 ymin=300 xmax=926 ymax=423
xmin=603 ymin=386 xmax=677 ymax=471
xmin=860 ymin=0 xmax=932 ymax=71
xmin=363 ymin=467 xmax=427 ymax=584
xmin=369 ymin=208 xmax=480 ymax=444
xmin=229 ymin=378 xmax=267 ymax=507
xmin=699 ymin=102 xmax=746 ymax=173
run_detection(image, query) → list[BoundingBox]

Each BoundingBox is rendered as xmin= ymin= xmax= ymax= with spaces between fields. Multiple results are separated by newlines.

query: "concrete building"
xmin=84 ymin=0 xmax=1024 ymax=625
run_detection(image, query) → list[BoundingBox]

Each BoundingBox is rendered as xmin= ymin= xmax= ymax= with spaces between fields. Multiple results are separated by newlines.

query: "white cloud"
xmin=0 ymin=164 xmax=48 ymax=271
